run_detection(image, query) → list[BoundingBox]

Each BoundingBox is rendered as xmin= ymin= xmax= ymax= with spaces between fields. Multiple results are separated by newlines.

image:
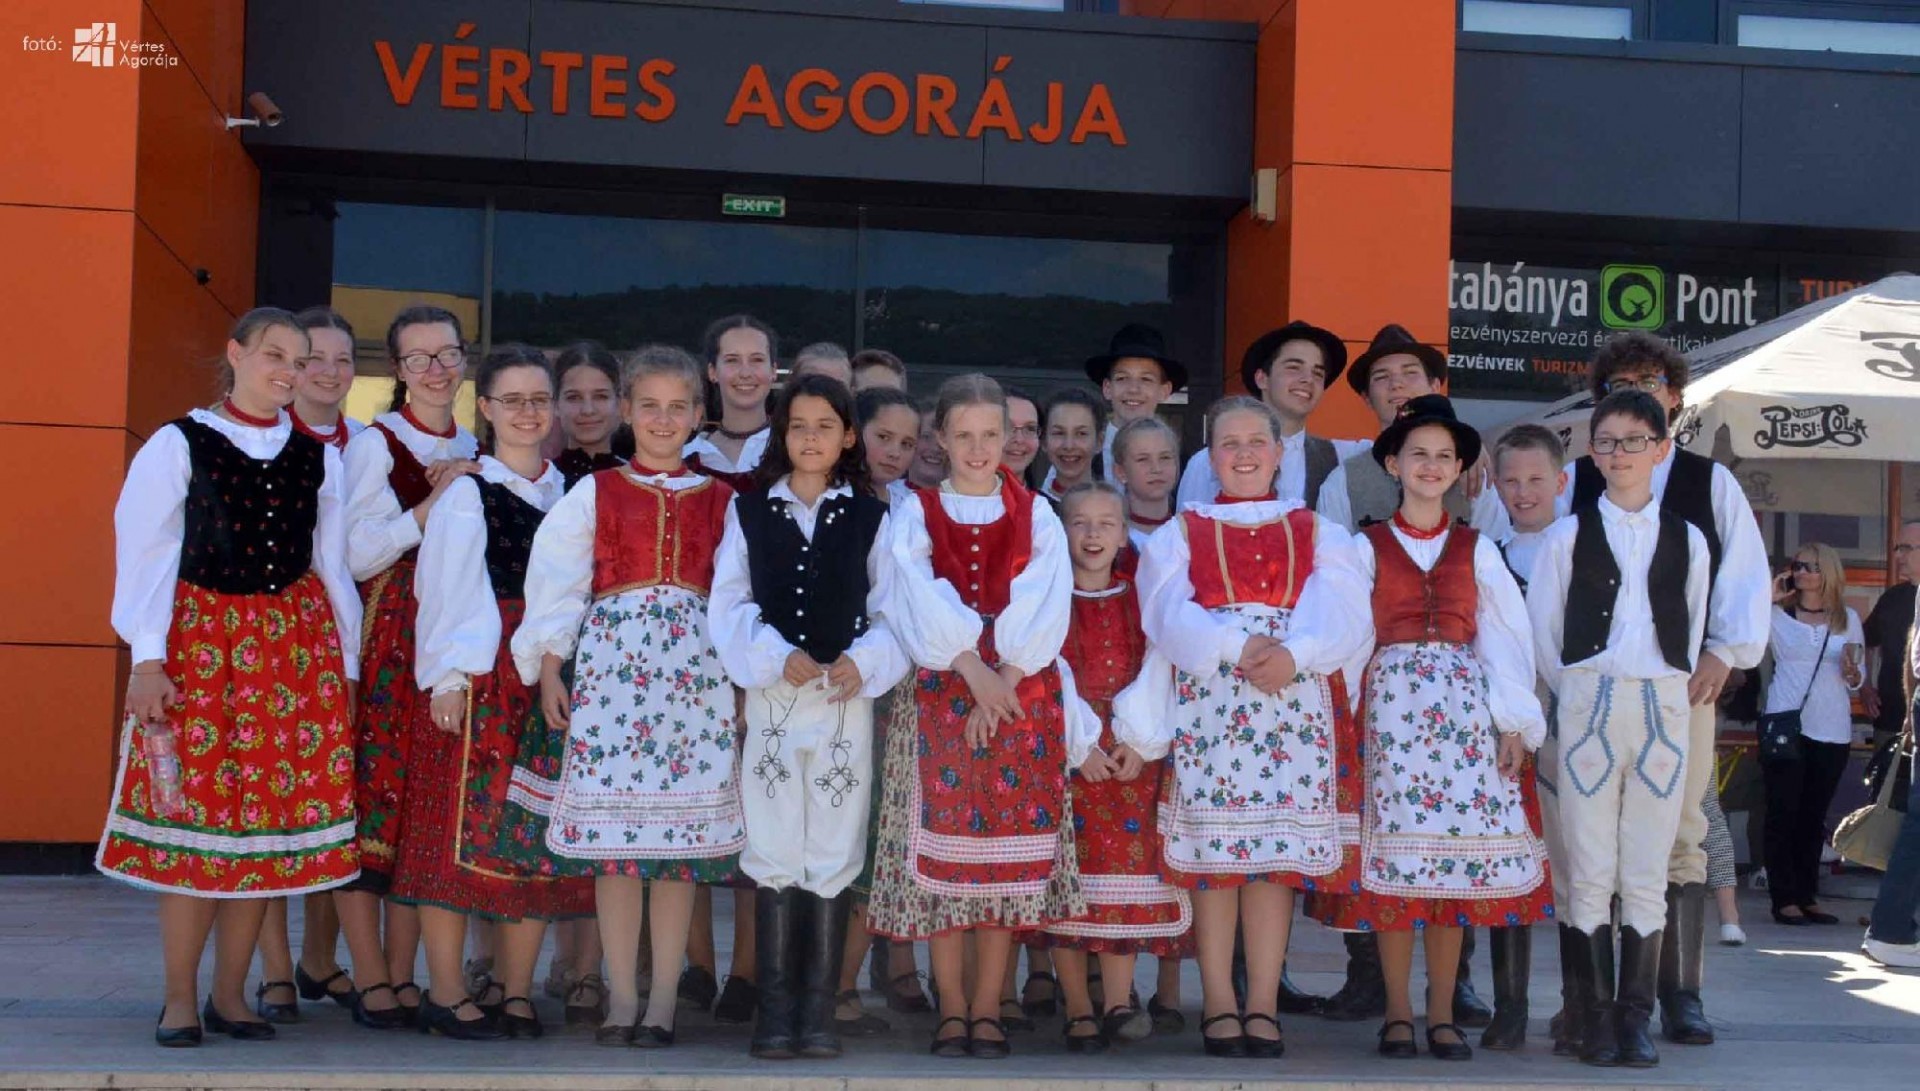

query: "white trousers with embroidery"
xmin=739 ymin=678 xmax=873 ymax=897
xmin=1553 ymin=670 xmax=1691 ymax=935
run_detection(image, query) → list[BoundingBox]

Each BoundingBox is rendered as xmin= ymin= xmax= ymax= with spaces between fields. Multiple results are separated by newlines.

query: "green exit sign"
xmin=721 ymin=194 xmax=786 ymax=219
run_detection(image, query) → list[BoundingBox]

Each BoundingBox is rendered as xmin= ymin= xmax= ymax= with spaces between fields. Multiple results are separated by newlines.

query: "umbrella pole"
xmin=1890 ymin=463 xmax=1904 ymax=585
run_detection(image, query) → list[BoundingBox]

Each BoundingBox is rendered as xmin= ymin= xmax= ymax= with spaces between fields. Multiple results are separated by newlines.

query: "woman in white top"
xmin=1760 ymin=542 xmax=1865 ymax=926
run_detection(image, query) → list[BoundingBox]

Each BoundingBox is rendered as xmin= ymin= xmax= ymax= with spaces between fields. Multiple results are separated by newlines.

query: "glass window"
xmin=490 ymin=212 xmax=857 ymax=360
xmin=900 ymin=0 xmax=1066 ymax=9
xmin=861 ymin=229 xmax=1174 ymax=391
xmin=1737 ymin=14 xmax=1920 ymax=58
xmin=1462 ymin=0 xmax=1632 ymax=38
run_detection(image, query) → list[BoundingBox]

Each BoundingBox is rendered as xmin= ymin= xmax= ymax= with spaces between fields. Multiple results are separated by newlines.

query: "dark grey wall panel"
xmin=1740 ymin=67 xmax=1920 ymax=232
xmin=1454 ymin=50 xmax=1742 ymax=221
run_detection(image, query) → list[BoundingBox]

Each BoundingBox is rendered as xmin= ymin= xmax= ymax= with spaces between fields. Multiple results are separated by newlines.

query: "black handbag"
xmin=1757 ymin=623 xmax=1831 ymax=763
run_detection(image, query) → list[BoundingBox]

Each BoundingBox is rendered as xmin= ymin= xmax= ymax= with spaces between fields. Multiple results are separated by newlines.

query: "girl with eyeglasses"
xmin=335 ymin=305 xmax=481 ymax=1030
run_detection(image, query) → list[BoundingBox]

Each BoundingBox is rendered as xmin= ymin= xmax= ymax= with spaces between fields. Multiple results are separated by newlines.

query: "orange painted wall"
xmin=1130 ymin=0 xmax=1455 ymax=441
xmin=0 ymin=1 xmax=255 ymax=843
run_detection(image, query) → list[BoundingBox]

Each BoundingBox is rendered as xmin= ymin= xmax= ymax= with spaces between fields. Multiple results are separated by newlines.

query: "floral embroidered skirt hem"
xmin=867 ymin=676 xmax=1086 ymax=940
xmin=343 ymin=560 xmax=421 ymax=895
xmin=388 ymin=602 xmax=594 ymax=921
xmin=494 ymin=586 xmax=745 ymax=886
xmin=96 ymin=574 xmax=360 ymax=896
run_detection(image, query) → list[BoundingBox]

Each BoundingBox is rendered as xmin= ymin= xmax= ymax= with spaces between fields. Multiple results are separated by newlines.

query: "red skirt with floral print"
xmin=347 ymin=559 xmax=419 ymax=892
xmin=390 ymin=601 xmax=594 ymax=920
xmin=96 ymin=574 xmax=360 ymax=896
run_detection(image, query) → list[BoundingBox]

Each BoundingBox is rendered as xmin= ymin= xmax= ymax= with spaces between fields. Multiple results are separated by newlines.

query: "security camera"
xmin=225 ymin=92 xmax=284 ymax=130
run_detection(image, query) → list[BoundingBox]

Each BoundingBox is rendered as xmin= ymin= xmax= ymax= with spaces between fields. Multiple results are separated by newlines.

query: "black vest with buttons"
xmin=175 ymin=417 xmax=325 ymax=595
xmin=1572 ymin=447 xmax=1721 ymax=582
xmin=736 ymin=488 xmax=888 ymax=664
xmin=1562 ymin=504 xmax=1695 ymax=672
xmin=472 ymin=477 xmax=545 ymax=600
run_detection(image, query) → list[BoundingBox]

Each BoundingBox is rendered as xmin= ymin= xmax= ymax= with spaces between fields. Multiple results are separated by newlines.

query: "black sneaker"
xmin=712 ymin=974 xmax=758 ymax=1024
xmin=677 ymin=965 xmax=718 ymax=1011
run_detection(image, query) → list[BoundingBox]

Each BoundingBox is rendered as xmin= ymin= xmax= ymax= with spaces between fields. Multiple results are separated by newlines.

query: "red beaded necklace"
xmin=1392 ymin=510 xmax=1450 ymax=540
xmin=401 ymin=404 xmax=457 ymax=439
xmin=221 ymin=398 xmax=279 ymax=428
xmin=289 ymin=407 xmax=348 ymax=449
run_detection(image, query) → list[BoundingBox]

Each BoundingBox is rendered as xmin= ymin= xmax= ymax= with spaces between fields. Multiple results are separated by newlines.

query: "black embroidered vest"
xmin=175 ymin=417 xmax=325 ymax=595
xmin=472 ymin=477 xmax=545 ymax=600
xmin=1573 ymin=447 xmax=1721 ymax=581
xmin=736 ymin=489 xmax=888 ymax=664
xmin=1563 ymin=505 xmax=1695 ymax=673
xmin=1497 ymin=539 xmax=1528 ymax=595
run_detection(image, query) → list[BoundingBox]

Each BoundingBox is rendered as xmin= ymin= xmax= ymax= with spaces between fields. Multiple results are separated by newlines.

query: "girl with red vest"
xmin=336 ymin=305 xmax=480 ymax=1028
xmin=1307 ymin=395 xmax=1550 ymax=1061
xmin=868 ymin=372 xmax=1090 ymax=1060
xmin=503 ymin=344 xmax=744 ymax=1050
xmin=1116 ymin=395 xmax=1371 ymax=1059
xmin=102 ymin=307 xmax=362 ymax=1046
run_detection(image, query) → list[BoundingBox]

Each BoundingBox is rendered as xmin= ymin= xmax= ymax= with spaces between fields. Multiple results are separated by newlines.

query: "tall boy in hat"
xmin=1176 ymin=320 xmax=1368 ymax=510
xmin=1085 ymin=324 xmax=1186 ymax=485
xmin=1554 ymin=331 xmax=1768 ymax=1048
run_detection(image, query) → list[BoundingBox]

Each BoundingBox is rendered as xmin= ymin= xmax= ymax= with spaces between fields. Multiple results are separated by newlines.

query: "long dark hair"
xmin=554 ymin=339 xmax=634 ymax=458
xmin=384 ymin=304 xmax=464 ymax=412
xmin=754 ymin=373 xmax=870 ymax=495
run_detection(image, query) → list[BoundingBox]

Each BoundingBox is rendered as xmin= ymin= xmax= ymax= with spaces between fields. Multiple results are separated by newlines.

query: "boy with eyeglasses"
xmin=1528 ymin=390 xmax=1711 ymax=1069
xmin=1555 ymin=332 xmax=1769 ymax=1049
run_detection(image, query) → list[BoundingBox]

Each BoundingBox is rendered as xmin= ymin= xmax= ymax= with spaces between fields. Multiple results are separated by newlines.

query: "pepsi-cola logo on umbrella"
xmin=1753 ymin=404 xmax=1868 ymax=449
xmin=1862 ymin=330 xmax=1920 ymax=383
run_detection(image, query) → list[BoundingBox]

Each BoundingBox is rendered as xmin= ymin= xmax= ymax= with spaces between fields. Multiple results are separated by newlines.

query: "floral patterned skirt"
xmin=389 ymin=602 xmax=594 ymax=920
xmin=1160 ymin=605 xmax=1362 ymax=892
xmin=1308 ymin=642 xmax=1550 ymax=932
xmin=346 ymin=559 xmax=420 ymax=893
xmin=500 ymin=586 xmax=742 ymax=883
xmin=868 ymin=669 xmax=1085 ymax=940
xmin=96 ymin=574 xmax=359 ymax=896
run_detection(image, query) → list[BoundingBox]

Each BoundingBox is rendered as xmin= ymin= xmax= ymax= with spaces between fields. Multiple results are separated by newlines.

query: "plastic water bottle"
xmin=140 ymin=716 xmax=187 ymax=818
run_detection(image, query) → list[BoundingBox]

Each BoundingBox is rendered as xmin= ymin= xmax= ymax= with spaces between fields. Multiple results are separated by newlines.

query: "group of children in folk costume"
xmin=99 ymin=298 xmax=1743 ymax=1071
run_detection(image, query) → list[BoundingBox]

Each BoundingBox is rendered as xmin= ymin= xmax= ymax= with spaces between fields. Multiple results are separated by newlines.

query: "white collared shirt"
xmin=342 ymin=411 xmax=479 ymax=580
xmin=413 ymin=456 xmax=566 ymax=696
xmin=1176 ymin=431 xmax=1370 ymax=510
xmin=683 ymin=428 xmax=769 ymax=476
xmin=1528 ymin=494 xmax=1711 ymax=686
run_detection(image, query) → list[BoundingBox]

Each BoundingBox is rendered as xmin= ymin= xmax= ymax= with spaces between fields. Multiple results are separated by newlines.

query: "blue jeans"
xmin=1867 ymin=750 xmax=1920 ymax=946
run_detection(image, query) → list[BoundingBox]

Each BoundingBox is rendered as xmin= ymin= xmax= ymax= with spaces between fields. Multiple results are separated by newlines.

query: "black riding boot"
xmin=1320 ymin=933 xmax=1386 ymax=1021
xmin=1451 ymin=925 xmax=1493 ymax=1028
xmin=750 ymin=887 xmax=801 ymax=1059
xmin=1616 ymin=927 xmax=1661 ymax=1067
xmin=1575 ymin=925 xmax=1619 ymax=1067
xmin=1551 ymin=923 xmax=1585 ymax=1057
xmin=797 ymin=892 xmax=850 ymax=1058
xmin=1480 ymin=925 xmax=1531 ymax=1050
xmin=1278 ymin=964 xmax=1325 ymax=1015
xmin=1658 ymin=883 xmax=1714 ymax=1044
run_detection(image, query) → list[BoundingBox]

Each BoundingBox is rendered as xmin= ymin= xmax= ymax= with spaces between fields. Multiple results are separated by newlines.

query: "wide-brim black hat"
xmin=1372 ymin=393 xmax=1482 ymax=472
xmin=1347 ymin=323 xmax=1447 ymax=395
xmin=1084 ymin=322 xmax=1188 ymax=391
xmin=1240 ymin=320 xmax=1347 ymax=396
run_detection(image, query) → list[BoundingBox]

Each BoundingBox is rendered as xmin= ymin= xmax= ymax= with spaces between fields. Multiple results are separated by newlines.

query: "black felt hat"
xmin=1240 ymin=320 xmax=1347 ymax=396
xmin=1346 ymin=323 xmax=1447 ymax=395
xmin=1084 ymin=323 xmax=1187 ymax=391
xmin=1371 ymin=393 xmax=1482 ymax=472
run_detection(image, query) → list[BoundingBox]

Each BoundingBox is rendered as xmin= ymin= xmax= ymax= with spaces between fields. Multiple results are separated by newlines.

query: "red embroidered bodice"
xmin=917 ymin=469 xmax=1034 ymax=619
xmin=370 ymin=422 xmax=433 ymax=509
xmin=1365 ymin=521 xmax=1480 ymax=646
xmin=1062 ymin=582 xmax=1145 ymax=706
xmin=1182 ymin=507 xmax=1319 ymax=610
xmin=588 ymin=470 xmax=732 ymax=597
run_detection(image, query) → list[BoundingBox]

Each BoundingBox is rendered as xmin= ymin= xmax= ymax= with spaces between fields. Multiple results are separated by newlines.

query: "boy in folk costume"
xmin=1554 ymin=332 xmax=1768 ymax=1046
xmin=707 ymin=375 xmax=910 ymax=1059
xmin=1042 ymin=483 xmax=1195 ymax=1052
xmin=1528 ymin=390 xmax=1711 ymax=1069
xmin=1117 ymin=396 xmax=1373 ymax=1058
xmin=1085 ymin=323 xmax=1186 ymax=486
xmin=1307 ymin=396 xmax=1552 ymax=1062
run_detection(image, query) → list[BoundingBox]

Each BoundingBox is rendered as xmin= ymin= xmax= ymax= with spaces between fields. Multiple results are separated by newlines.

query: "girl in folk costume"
xmin=252 ymin=305 xmax=364 ymax=1024
xmin=102 ymin=308 xmax=363 ymax=1046
xmin=1003 ymin=387 xmax=1043 ymax=492
xmin=1038 ymin=387 xmax=1104 ymax=506
xmin=1307 ymin=395 xmax=1551 ymax=1062
xmin=683 ymin=314 xmax=777 ymax=492
xmin=868 ymin=373 xmax=1088 ymax=1060
xmin=553 ymin=341 xmax=635 ymax=489
xmin=708 ymin=375 xmax=910 ymax=1059
xmin=1109 ymin=416 xmax=1180 ymax=554
xmin=393 ymin=346 xmax=594 ymax=1039
xmin=1042 ymin=483 xmax=1194 ymax=1052
xmin=503 ymin=345 xmax=743 ymax=1050
xmin=335 ymin=305 xmax=480 ymax=1029
xmin=1114 ymin=395 xmax=1372 ymax=1059
xmin=857 ymin=386 xmax=921 ymax=508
